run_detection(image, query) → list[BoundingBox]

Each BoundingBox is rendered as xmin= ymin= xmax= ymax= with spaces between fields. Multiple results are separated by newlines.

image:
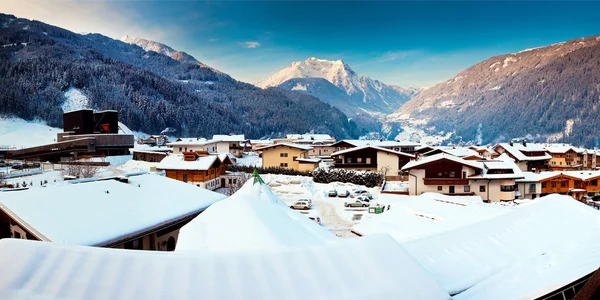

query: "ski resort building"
xmin=258 ymin=143 xmax=316 ymax=171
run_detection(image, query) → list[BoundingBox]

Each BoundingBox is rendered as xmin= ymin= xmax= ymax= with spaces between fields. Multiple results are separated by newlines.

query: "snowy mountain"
xmin=395 ymin=34 xmax=600 ymax=147
xmin=255 ymin=57 xmax=417 ymax=115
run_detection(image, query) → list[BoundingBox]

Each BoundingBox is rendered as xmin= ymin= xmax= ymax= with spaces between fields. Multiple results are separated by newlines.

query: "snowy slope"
xmin=0 ymin=117 xmax=61 ymax=148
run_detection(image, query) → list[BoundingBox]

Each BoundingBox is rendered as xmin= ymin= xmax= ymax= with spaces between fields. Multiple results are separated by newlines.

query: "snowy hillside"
xmin=0 ymin=118 xmax=61 ymax=148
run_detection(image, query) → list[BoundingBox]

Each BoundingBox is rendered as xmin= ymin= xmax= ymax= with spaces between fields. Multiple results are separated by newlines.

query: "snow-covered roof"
xmin=400 ymin=195 xmax=600 ymax=296
xmin=257 ymin=143 xmax=313 ymax=151
xmin=176 ymin=179 xmax=337 ymax=252
xmin=130 ymin=149 xmax=169 ymax=155
xmin=544 ymin=144 xmax=576 ymax=154
xmin=469 ymin=154 xmax=524 ymax=180
xmin=157 ymin=154 xmax=219 ymax=171
xmin=516 ymin=171 xmax=562 ymax=182
xmin=496 ymin=143 xmax=552 ymax=161
xmin=402 ymin=153 xmax=484 ymax=171
xmin=353 ymin=193 xmax=509 ymax=243
xmin=167 ymin=138 xmax=219 ymax=146
xmin=331 ymin=145 xmax=414 ymax=158
xmin=562 ymin=170 xmax=600 ymax=181
xmin=0 ymin=234 xmax=450 ymax=300
xmin=132 ymin=145 xmax=172 ymax=152
xmin=335 ymin=139 xmax=421 ymax=148
xmin=212 ymin=134 xmax=246 ymax=142
xmin=0 ymin=174 xmax=225 ymax=246
xmin=425 ymin=146 xmax=480 ymax=158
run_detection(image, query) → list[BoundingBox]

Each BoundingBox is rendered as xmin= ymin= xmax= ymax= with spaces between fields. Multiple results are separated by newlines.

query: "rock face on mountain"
xmin=0 ymin=14 xmax=359 ymax=139
xmin=256 ymin=57 xmax=416 ymax=115
xmin=396 ymin=35 xmax=600 ymax=147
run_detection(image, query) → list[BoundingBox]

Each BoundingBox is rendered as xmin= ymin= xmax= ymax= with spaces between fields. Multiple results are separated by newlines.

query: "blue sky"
xmin=5 ymin=1 xmax=600 ymax=87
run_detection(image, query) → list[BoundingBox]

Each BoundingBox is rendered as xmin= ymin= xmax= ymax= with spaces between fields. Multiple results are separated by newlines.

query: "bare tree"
xmin=379 ymin=166 xmax=391 ymax=177
xmin=62 ymin=159 xmax=101 ymax=179
xmin=223 ymin=174 xmax=249 ymax=196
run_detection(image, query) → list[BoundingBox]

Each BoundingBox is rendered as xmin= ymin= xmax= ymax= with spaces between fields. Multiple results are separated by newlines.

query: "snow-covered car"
xmin=356 ymin=195 xmax=370 ymax=202
xmin=290 ymin=200 xmax=311 ymax=210
xmin=351 ymin=189 xmax=373 ymax=199
xmin=337 ymin=189 xmax=350 ymax=197
xmin=328 ymin=190 xmax=337 ymax=197
xmin=344 ymin=199 xmax=370 ymax=208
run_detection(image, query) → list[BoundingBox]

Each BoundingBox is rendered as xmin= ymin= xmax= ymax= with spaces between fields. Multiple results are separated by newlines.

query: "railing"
xmin=423 ymin=178 xmax=469 ymax=185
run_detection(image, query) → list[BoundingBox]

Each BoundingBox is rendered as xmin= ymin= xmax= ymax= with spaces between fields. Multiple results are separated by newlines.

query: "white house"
xmin=212 ymin=134 xmax=247 ymax=157
xmin=167 ymin=138 xmax=219 ymax=154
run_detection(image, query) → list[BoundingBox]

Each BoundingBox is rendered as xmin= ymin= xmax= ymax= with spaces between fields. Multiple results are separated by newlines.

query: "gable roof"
xmin=167 ymin=138 xmax=219 ymax=146
xmin=157 ymin=154 xmax=220 ymax=171
xmin=495 ymin=143 xmax=552 ymax=161
xmin=0 ymin=174 xmax=225 ymax=246
xmin=424 ymin=147 xmax=480 ymax=158
xmin=402 ymin=153 xmax=484 ymax=171
xmin=331 ymin=145 xmax=414 ymax=158
xmin=257 ymin=143 xmax=313 ymax=151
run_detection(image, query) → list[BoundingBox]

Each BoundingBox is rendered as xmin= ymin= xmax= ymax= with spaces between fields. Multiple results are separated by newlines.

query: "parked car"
xmin=337 ymin=189 xmax=350 ymax=197
xmin=356 ymin=195 xmax=370 ymax=202
xmin=290 ymin=200 xmax=311 ymax=210
xmin=351 ymin=189 xmax=373 ymax=199
xmin=344 ymin=199 xmax=370 ymax=208
xmin=328 ymin=190 xmax=338 ymax=197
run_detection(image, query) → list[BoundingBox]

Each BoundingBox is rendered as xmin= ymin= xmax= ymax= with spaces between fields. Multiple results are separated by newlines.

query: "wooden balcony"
xmin=423 ymin=178 xmax=469 ymax=186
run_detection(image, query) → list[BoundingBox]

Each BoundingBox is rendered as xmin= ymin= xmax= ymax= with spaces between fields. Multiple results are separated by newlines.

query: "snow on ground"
xmin=236 ymin=153 xmax=262 ymax=167
xmin=0 ymin=117 xmax=60 ymax=148
xmin=382 ymin=181 xmax=408 ymax=192
xmin=97 ymin=159 xmax=160 ymax=177
xmin=61 ymin=87 xmax=90 ymax=112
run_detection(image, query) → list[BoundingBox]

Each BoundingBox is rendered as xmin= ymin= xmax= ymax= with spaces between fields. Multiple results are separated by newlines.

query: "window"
xmin=552 ymin=161 xmax=556 ymax=165
xmin=449 ymin=186 xmax=455 ymax=193
xmin=560 ymin=162 xmax=563 ymax=166
xmin=542 ymin=182 xmax=547 ymax=188
xmin=561 ymin=182 xmax=567 ymax=188
xmin=229 ymin=179 xmax=232 ymax=184
xmin=357 ymin=157 xmax=362 ymax=163
xmin=438 ymin=172 xmax=443 ymax=177
xmin=14 ymin=231 xmax=21 ymax=239
xmin=437 ymin=186 xmax=442 ymax=191
xmin=462 ymin=172 xmax=467 ymax=179
xmin=464 ymin=186 xmax=470 ymax=192
xmin=449 ymin=171 xmax=455 ymax=178
xmin=280 ymin=163 xmax=288 ymax=167
xmin=366 ymin=157 xmax=371 ymax=164
xmin=592 ymin=179 xmax=598 ymax=186
xmin=551 ymin=182 xmax=556 ymax=188
xmin=480 ymin=185 xmax=486 ymax=192
xmin=233 ymin=179 xmax=237 ymax=184
xmin=280 ymin=153 xmax=288 ymax=157
xmin=567 ymin=153 xmax=571 ymax=158
xmin=179 ymin=147 xmax=182 ymax=152
xmin=500 ymin=185 xmax=515 ymax=192
xmin=183 ymin=173 xmax=188 ymax=183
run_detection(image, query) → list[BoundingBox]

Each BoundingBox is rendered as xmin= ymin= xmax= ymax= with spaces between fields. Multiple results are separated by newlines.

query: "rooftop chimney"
xmin=522 ymin=140 xmax=527 ymax=147
xmin=509 ymin=141 xmax=513 ymax=146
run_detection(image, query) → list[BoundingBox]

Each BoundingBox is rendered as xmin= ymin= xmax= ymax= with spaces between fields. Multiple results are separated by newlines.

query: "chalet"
xmin=469 ymin=145 xmax=498 ymax=159
xmin=331 ymin=146 xmax=414 ymax=176
xmin=545 ymin=144 xmax=582 ymax=170
xmin=331 ymin=140 xmax=422 ymax=154
xmin=258 ymin=143 xmax=313 ymax=171
xmin=402 ymin=153 xmax=523 ymax=202
xmin=138 ymin=135 xmax=169 ymax=147
xmin=493 ymin=141 xmax=551 ymax=171
xmin=0 ymin=174 xmax=225 ymax=250
xmin=250 ymin=139 xmax=273 ymax=151
xmin=583 ymin=149 xmax=600 ymax=170
xmin=168 ymin=138 xmax=218 ymax=154
xmin=157 ymin=152 xmax=233 ymax=190
xmin=515 ymin=172 xmax=558 ymax=199
xmin=131 ymin=146 xmax=172 ymax=162
xmin=212 ymin=134 xmax=248 ymax=157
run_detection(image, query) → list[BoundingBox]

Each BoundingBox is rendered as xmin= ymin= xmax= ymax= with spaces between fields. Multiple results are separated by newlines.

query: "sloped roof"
xmin=425 ymin=147 xmax=480 ymax=158
xmin=0 ymin=174 xmax=225 ymax=246
xmin=402 ymin=153 xmax=484 ymax=171
xmin=331 ymin=145 xmax=414 ymax=158
xmin=257 ymin=143 xmax=313 ymax=151
xmin=333 ymin=139 xmax=421 ymax=148
xmin=0 ymin=234 xmax=450 ymax=300
xmin=167 ymin=138 xmax=219 ymax=146
xmin=496 ymin=143 xmax=552 ymax=161
xmin=157 ymin=154 xmax=219 ymax=171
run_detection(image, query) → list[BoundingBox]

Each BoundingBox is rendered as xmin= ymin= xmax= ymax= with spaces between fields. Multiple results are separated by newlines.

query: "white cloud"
xmin=242 ymin=41 xmax=261 ymax=48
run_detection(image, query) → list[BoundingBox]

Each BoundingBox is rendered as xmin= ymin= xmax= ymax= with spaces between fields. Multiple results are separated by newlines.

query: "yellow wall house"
xmin=260 ymin=143 xmax=314 ymax=171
